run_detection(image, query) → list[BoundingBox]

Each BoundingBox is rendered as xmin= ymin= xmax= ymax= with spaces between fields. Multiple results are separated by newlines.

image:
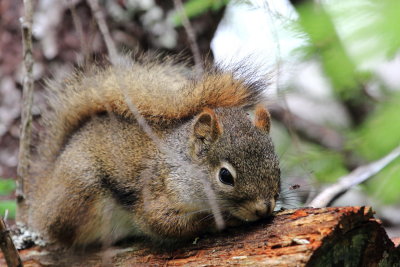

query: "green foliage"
xmin=365 ymin=160 xmax=400 ymax=204
xmin=280 ymin=0 xmax=400 ymax=205
xmin=271 ymin=125 xmax=347 ymax=183
xmin=295 ymin=0 xmax=400 ymax=101
xmin=0 ymin=179 xmax=16 ymax=196
xmin=289 ymin=144 xmax=348 ymax=183
xmin=0 ymin=179 xmax=16 ymax=219
xmin=351 ymin=93 xmax=400 ymax=160
xmin=0 ymin=200 xmax=16 ymax=219
xmin=295 ymin=2 xmax=359 ymax=100
xmin=172 ymin=0 xmax=229 ymax=26
xmin=349 ymin=93 xmax=400 ymax=204
xmin=302 ymin=146 xmax=348 ymax=183
xmin=336 ymin=0 xmax=400 ymax=60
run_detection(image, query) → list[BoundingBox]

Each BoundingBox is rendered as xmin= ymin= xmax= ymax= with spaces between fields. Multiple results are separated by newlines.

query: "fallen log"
xmin=1 ymin=206 xmax=399 ymax=266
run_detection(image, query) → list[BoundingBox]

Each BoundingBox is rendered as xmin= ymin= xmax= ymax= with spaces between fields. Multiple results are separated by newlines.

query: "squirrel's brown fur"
xmin=41 ymin=57 xmax=264 ymax=163
xmin=28 ymin=55 xmax=280 ymax=248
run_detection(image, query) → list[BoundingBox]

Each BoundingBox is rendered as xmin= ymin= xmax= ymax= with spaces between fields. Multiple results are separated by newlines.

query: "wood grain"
xmin=2 ymin=206 xmax=399 ymax=266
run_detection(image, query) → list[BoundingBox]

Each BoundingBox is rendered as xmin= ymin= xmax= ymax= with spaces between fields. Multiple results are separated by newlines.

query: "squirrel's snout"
xmin=254 ymin=199 xmax=275 ymax=219
xmin=255 ymin=206 xmax=269 ymax=218
xmin=233 ymin=199 xmax=276 ymax=222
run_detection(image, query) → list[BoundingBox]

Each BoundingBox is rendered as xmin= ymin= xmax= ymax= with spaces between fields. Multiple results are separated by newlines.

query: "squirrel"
xmin=27 ymin=55 xmax=281 ymax=248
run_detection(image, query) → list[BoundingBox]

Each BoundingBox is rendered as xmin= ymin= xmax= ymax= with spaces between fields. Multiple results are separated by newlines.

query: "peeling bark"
xmin=2 ymin=207 xmax=399 ymax=266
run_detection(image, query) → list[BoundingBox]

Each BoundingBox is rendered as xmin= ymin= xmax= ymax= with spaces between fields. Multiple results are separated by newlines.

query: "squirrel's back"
xmin=41 ymin=55 xmax=266 ymax=163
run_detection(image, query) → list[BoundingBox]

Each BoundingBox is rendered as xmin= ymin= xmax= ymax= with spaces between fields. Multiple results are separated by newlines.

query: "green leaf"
xmin=350 ymin=93 xmax=400 ymax=160
xmin=364 ymin=159 xmax=400 ymax=204
xmin=0 ymin=200 xmax=16 ymax=219
xmin=334 ymin=0 xmax=400 ymax=61
xmin=349 ymin=92 xmax=400 ymax=204
xmin=294 ymin=145 xmax=348 ymax=183
xmin=172 ymin=0 xmax=228 ymax=26
xmin=0 ymin=179 xmax=16 ymax=196
xmin=296 ymin=2 xmax=360 ymax=100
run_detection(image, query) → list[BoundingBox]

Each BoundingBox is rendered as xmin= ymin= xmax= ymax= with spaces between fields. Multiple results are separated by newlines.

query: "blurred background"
xmin=0 ymin=0 xmax=399 ymax=237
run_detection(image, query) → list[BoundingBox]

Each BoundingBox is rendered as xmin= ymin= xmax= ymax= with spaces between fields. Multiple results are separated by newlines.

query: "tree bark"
xmin=2 ymin=206 xmax=399 ymax=266
xmin=0 ymin=218 xmax=22 ymax=267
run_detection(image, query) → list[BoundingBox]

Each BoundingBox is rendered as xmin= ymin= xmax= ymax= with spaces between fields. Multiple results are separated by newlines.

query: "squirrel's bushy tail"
xmin=42 ymin=55 xmax=266 ymax=162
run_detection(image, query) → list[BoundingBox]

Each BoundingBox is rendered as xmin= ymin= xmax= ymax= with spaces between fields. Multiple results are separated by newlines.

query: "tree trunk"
xmin=2 ymin=206 xmax=399 ymax=266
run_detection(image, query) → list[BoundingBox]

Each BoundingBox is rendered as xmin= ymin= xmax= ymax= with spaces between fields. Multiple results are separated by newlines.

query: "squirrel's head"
xmin=189 ymin=105 xmax=280 ymax=223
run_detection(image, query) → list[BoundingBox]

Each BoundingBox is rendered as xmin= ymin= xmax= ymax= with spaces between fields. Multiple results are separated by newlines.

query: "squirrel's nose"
xmin=254 ymin=198 xmax=276 ymax=218
xmin=254 ymin=200 xmax=272 ymax=218
xmin=255 ymin=207 xmax=268 ymax=218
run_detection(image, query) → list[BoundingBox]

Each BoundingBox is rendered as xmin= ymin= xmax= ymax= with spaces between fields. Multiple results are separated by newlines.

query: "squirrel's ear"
xmin=254 ymin=104 xmax=271 ymax=132
xmin=193 ymin=108 xmax=222 ymax=144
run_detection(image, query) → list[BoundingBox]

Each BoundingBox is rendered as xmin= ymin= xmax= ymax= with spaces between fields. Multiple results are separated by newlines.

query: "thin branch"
xmin=269 ymin=104 xmax=344 ymax=152
xmin=173 ymin=0 xmax=203 ymax=77
xmin=68 ymin=0 xmax=90 ymax=65
xmin=17 ymin=0 xmax=35 ymax=203
xmin=308 ymin=145 xmax=400 ymax=208
xmin=87 ymin=0 xmax=119 ymax=65
xmin=0 ymin=217 xmax=23 ymax=267
xmin=269 ymin=103 xmax=365 ymax=171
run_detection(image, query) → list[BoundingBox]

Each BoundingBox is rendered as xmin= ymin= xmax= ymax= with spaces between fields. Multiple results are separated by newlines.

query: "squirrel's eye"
xmin=219 ymin=167 xmax=234 ymax=186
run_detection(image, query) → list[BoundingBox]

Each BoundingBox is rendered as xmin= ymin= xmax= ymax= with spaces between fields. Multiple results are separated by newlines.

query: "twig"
xmin=87 ymin=0 xmax=119 ymax=65
xmin=17 ymin=0 xmax=35 ymax=204
xmin=0 ymin=217 xmax=23 ymax=267
xmin=68 ymin=0 xmax=90 ymax=65
xmin=173 ymin=0 xmax=203 ymax=77
xmin=268 ymin=104 xmax=344 ymax=152
xmin=269 ymin=103 xmax=365 ymax=170
xmin=308 ymin=145 xmax=400 ymax=208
